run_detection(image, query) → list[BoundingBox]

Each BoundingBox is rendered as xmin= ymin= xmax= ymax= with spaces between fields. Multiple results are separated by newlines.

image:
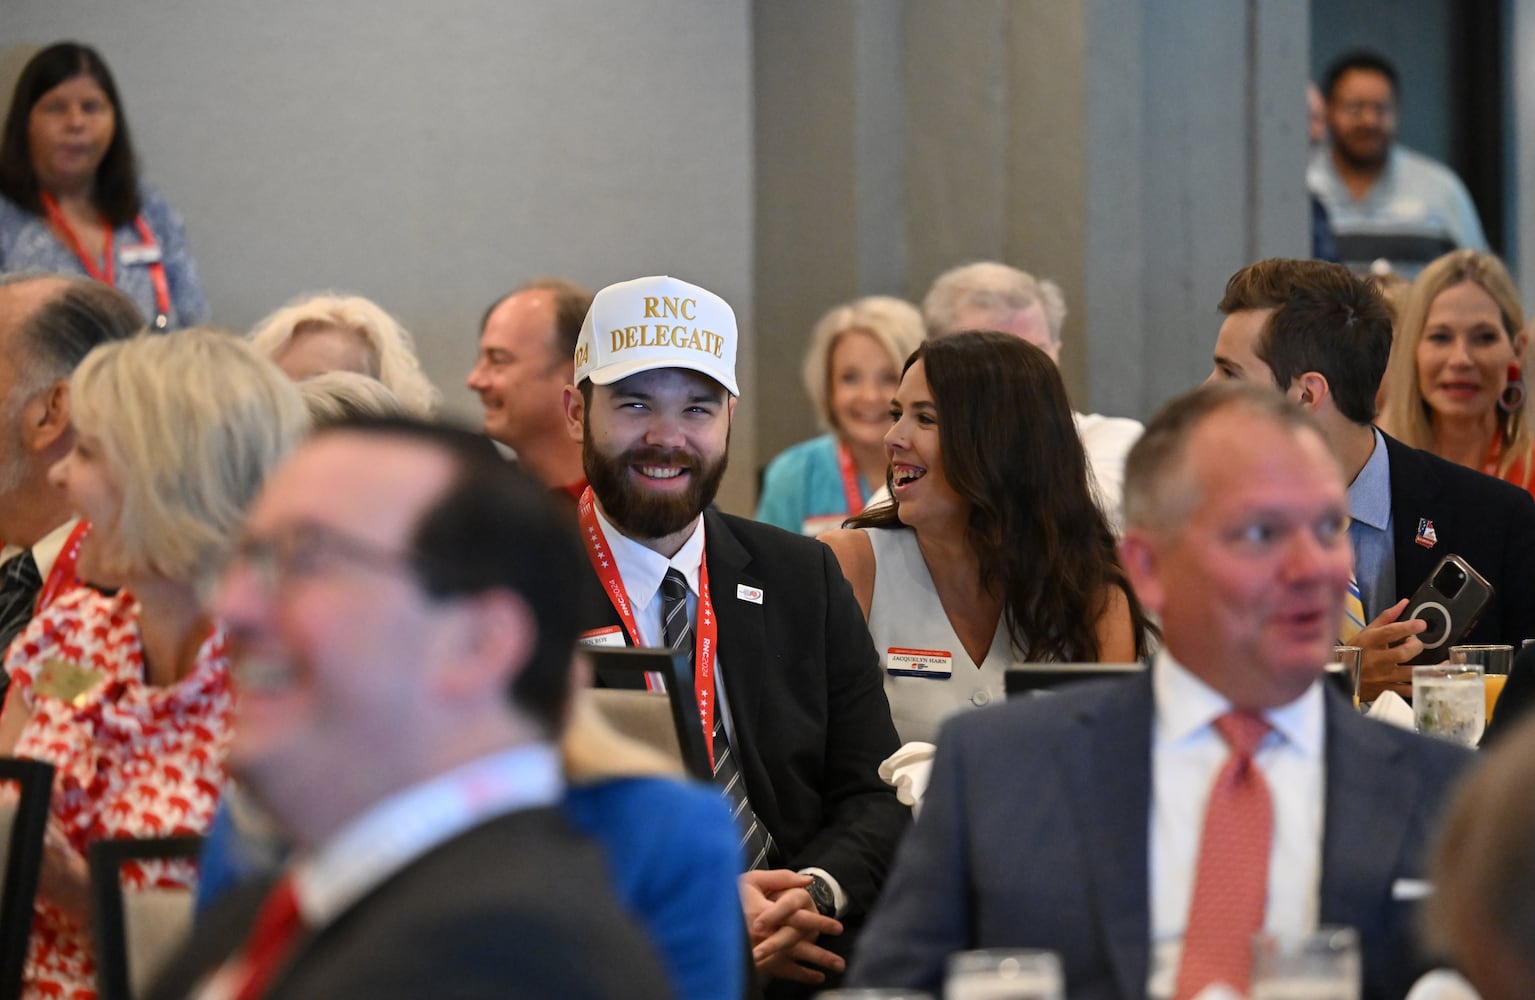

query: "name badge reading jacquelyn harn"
xmin=885 ymin=647 xmax=954 ymax=679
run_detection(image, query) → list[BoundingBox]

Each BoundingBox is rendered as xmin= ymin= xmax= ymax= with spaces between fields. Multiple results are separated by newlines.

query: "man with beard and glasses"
xmin=1307 ymin=49 xmax=1486 ymax=277
xmin=561 ymin=275 xmax=908 ymax=995
xmin=0 ymin=273 xmax=141 ymax=695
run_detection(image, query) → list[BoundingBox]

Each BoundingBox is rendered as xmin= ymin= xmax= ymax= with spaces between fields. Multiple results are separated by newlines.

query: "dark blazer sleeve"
xmin=845 ymin=712 xmax=978 ymax=995
xmin=1385 ymin=434 xmax=1535 ymax=649
xmin=1319 ymin=694 xmax=1473 ymax=1000
xmin=786 ymin=536 xmax=910 ymax=913
xmin=707 ymin=512 xmax=909 ymax=919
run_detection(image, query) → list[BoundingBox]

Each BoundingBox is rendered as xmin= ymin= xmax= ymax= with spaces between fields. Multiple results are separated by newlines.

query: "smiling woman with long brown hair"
xmin=821 ymin=331 xmax=1155 ymax=744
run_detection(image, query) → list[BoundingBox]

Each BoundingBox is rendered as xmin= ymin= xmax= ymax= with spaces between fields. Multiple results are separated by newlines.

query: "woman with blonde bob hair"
xmin=1381 ymin=250 xmax=1535 ymax=496
xmin=0 ymin=329 xmax=307 ymax=999
xmin=756 ymin=295 xmax=925 ymax=534
xmin=249 ymin=291 xmax=441 ymax=417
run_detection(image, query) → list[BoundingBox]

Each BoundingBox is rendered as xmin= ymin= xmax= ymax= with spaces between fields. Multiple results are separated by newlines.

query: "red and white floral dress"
xmin=4 ymin=586 xmax=233 ymax=1000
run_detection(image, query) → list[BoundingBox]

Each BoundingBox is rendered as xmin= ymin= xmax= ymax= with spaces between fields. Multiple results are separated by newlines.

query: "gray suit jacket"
xmin=847 ymin=671 xmax=1470 ymax=1000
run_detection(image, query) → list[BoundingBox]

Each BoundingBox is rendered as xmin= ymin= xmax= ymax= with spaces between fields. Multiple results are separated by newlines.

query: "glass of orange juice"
xmin=1450 ymin=644 xmax=1513 ymax=725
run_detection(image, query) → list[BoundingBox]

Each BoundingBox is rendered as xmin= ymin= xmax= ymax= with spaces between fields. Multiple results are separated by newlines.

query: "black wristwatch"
xmin=806 ymin=874 xmax=836 ymax=917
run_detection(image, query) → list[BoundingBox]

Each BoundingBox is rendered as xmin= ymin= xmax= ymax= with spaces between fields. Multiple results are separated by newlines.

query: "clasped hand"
xmin=739 ymin=869 xmax=845 ymax=984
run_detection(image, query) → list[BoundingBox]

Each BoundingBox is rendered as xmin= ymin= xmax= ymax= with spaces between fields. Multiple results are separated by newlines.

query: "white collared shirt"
xmin=1147 ymin=651 xmax=1326 ymax=998
xmin=591 ymin=504 xmax=707 ymax=648
xmin=0 ymin=516 xmax=79 ymax=585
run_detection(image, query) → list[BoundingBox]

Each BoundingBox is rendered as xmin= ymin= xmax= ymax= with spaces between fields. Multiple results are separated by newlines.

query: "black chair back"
xmin=1004 ymin=662 xmax=1145 ymax=697
xmin=588 ymin=647 xmax=713 ymax=782
xmin=89 ymin=835 xmax=204 ymax=1000
xmin=0 ymin=757 xmax=54 ymax=1000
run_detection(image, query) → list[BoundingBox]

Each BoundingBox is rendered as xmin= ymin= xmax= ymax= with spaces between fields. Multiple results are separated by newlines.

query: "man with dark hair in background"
xmin=469 ymin=277 xmax=593 ymax=499
xmin=0 ymin=273 xmax=142 ymax=689
xmin=1208 ymin=257 xmax=1535 ymax=700
xmin=1308 ymin=49 xmax=1486 ymax=275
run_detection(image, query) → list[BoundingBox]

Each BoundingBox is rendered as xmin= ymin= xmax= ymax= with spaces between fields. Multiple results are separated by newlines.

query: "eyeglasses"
xmin=1334 ymin=100 xmax=1395 ymax=120
xmin=229 ymin=521 xmax=420 ymax=593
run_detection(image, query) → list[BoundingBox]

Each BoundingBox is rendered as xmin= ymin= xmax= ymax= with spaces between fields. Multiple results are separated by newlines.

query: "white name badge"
xmin=119 ymin=243 xmax=163 ymax=266
xmin=886 ymin=646 xmax=953 ymax=679
xmin=577 ymin=625 xmax=627 ymax=648
xmin=736 ymin=583 xmax=764 ymax=605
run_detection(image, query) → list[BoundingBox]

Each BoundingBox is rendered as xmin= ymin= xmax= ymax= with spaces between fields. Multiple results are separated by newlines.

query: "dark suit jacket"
xmin=1382 ymin=433 xmax=1535 ymax=648
xmin=847 ymin=671 xmax=1471 ymax=1000
xmin=149 ymin=807 xmax=670 ymax=1000
xmin=582 ymin=509 xmax=909 ymax=917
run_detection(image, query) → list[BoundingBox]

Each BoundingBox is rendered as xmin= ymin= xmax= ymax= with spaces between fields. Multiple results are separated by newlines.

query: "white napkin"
xmin=1405 ymin=969 xmax=1482 ymax=1000
xmin=1367 ymin=690 xmax=1417 ymax=730
xmin=878 ymin=741 xmax=935 ymax=815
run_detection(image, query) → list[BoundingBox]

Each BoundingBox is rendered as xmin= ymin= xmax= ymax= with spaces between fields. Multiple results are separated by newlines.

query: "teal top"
xmin=756 ymin=433 xmax=875 ymax=535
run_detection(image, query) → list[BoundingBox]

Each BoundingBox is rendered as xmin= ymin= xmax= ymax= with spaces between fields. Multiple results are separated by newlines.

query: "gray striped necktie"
xmin=660 ymin=568 xmax=775 ymax=869
xmin=0 ymin=551 xmax=41 ymax=655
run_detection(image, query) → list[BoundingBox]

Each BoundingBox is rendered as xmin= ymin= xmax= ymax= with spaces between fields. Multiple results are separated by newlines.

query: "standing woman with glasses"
xmin=0 ymin=330 xmax=305 ymax=1000
xmin=0 ymin=42 xmax=208 ymax=329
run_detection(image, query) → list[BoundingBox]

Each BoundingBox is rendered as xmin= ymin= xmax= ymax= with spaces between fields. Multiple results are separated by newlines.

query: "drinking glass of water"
xmin=1449 ymin=644 xmax=1513 ymax=725
xmin=945 ymin=949 xmax=1063 ymax=1000
xmin=1413 ymin=664 xmax=1486 ymax=747
xmin=1250 ymin=926 xmax=1360 ymax=1000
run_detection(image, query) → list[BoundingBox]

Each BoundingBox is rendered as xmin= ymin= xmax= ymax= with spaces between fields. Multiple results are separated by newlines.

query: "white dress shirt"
xmin=1147 ymin=651 xmax=1326 ymax=998
xmin=0 ymin=516 xmax=79 ymax=586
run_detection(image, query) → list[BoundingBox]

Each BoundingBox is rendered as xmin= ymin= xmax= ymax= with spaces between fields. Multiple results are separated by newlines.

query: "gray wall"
xmin=754 ymin=0 xmax=1311 ymax=465
xmin=5 ymin=0 xmax=759 ymax=511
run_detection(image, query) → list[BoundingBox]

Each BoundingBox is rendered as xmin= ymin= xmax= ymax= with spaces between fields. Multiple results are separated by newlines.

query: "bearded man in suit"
xmin=562 ymin=274 xmax=908 ymax=992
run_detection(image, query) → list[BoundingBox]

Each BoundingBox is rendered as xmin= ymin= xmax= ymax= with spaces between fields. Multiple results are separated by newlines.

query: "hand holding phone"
xmin=1403 ymin=554 xmax=1493 ymax=662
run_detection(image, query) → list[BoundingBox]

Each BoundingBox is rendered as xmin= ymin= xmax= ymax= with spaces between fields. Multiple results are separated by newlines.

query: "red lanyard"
xmin=577 ymin=488 xmax=719 ymax=766
xmin=40 ymin=193 xmax=171 ymax=328
xmin=32 ymin=519 xmax=90 ymax=614
xmin=835 ymin=438 xmax=866 ymax=515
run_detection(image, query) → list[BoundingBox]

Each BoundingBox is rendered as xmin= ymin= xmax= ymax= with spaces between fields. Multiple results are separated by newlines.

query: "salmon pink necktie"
xmin=1173 ymin=711 xmax=1273 ymax=1000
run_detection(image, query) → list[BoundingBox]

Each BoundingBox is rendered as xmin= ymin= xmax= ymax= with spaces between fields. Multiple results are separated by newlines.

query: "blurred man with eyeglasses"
xmin=151 ymin=418 xmax=669 ymax=999
xmin=1308 ymin=49 xmax=1487 ymax=277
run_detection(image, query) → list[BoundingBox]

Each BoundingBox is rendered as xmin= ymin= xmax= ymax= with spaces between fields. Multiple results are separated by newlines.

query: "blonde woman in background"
xmin=756 ymin=296 xmax=924 ymax=535
xmin=1380 ymin=250 xmax=1535 ymax=497
xmin=249 ymin=291 xmax=441 ymax=417
xmin=0 ymin=329 xmax=307 ymax=1000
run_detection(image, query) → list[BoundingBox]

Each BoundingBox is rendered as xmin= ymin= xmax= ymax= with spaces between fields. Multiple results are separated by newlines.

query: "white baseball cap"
xmin=572 ymin=275 xmax=739 ymax=396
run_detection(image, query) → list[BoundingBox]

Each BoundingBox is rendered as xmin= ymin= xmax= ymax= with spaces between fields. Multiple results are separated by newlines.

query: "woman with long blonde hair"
xmin=1381 ymin=250 xmax=1535 ymax=496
